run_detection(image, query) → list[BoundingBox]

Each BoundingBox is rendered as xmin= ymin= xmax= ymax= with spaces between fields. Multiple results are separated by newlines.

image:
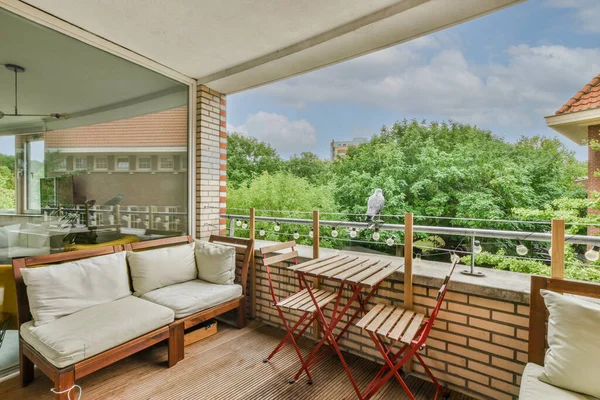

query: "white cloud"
xmin=254 ymin=40 xmax=600 ymax=131
xmin=545 ymin=0 xmax=600 ymax=33
xmin=228 ymin=111 xmax=316 ymax=156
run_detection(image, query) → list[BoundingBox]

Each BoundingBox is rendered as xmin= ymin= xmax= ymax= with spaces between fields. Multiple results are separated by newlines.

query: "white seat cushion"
xmin=141 ymin=279 xmax=242 ymax=318
xmin=519 ymin=363 xmax=597 ymax=400
xmin=20 ymin=296 xmax=174 ymax=368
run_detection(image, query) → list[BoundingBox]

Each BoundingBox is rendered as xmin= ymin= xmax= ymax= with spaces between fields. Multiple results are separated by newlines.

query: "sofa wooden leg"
xmin=236 ymin=298 xmax=247 ymax=329
xmin=168 ymin=323 xmax=184 ymax=367
xmin=53 ymin=368 xmax=75 ymax=400
xmin=19 ymin=342 xmax=34 ymax=387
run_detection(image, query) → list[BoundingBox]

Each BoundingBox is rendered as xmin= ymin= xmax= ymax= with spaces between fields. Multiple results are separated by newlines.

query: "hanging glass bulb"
xmin=309 ymin=228 xmax=314 ymax=238
xmin=236 ymin=219 xmax=242 ymax=227
xmin=259 ymin=227 xmax=265 ymax=236
xmin=386 ymin=235 xmax=395 ymax=246
xmin=349 ymin=228 xmax=357 ymax=238
xmin=548 ymin=246 xmax=552 ymax=256
xmin=136 ymin=217 xmax=142 ymax=223
xmin=473 ymin=240 xmax=482 ymax=254
xmin=450 ymin=252 xmax=460 ymax=264
xmin=516 ymin=244 xmax=528 ymax=256
xmin=372 ymin=228 xmax=380 ymax=241
xmin=274 ymin=222 xmax=281 ymax=232
xmin=585 ymin=246 xmax=600 ymax=262
xmin=331 ymin=227 xmax=338 ymax=238
xmin=241 ymin=221 xmax=248 ymax=229
xmin=415 ymin=253 xmax=422 ymax=263
xmin=293 ymin=230 xmax=300 ymax=240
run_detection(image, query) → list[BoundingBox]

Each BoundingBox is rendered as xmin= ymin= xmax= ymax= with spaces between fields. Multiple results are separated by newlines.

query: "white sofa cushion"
xmin=141 ymin=279 xmax=242 ymax=318
xmin=194 ymin=240 xmax=236 ymax=285
xmin=538 ymin=290 xmax=600 ymax=398
xmin=127 ymin=242 xmax=196 ymax=296
xmin=21 ymin=252 xmax=131 ymax=327
xmin=0 ymin=224 xmax=20 ymax=248
xmin=20 ymin=295 xmax=174 ymax=368
xmin=520 ymin=363 xmax=596 ymax=400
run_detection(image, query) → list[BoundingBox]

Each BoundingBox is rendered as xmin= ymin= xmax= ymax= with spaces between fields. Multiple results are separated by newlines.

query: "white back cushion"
xmin=0 ymin=224 xmax=21 ymax=248
xmin=127 ymin=242 xmax=196 ymax=296
xmin=21 ymin=252 xmax=130 ymax=327
xmin=538 ymin=290 xmax=600 ymax=398
xmin=195 ymin=240 xmax=236 ymax=285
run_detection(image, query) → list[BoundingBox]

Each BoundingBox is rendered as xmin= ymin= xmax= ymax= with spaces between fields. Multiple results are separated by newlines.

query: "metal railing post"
xmin=312 ymin=210 xmax=320 ymax=340
xmin=461 ymin=235 xmax=485 ymax=277
xmin=228 ymin=216 xmax=235 ymax=237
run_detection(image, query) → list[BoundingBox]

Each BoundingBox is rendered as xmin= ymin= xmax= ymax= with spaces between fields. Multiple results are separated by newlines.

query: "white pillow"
xmin=21 ymin=252 xmax=131 ymax=326
xmin=127 ymin=242 xmax=196 ymax=296
xmin=195 ymin=240 xmax=236 ymax=285
xmin=538 ymin=289 xmax=600 ymax=398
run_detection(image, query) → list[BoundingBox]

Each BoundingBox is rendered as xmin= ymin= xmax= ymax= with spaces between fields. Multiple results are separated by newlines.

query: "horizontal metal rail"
xmin=221 ymin=213 xmax=600 ymax=246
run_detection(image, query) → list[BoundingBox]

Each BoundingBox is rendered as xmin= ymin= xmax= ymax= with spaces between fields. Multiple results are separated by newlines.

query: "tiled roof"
xmin=45 ymin=107 xmax=187 ymax=148
xmin=556 ymin=74 xmax=600 ymax=115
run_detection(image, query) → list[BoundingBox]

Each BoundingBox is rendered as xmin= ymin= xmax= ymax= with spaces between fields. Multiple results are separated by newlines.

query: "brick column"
xmin=588 ymin=125 xmax=600 ymax=236
xmin=196 ymin=85 xmax=227 ymax=239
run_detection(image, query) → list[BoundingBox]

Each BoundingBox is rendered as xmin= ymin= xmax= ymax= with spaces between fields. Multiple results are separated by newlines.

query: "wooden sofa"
xmin=13 ymin=234 xmax=253 ymax=400
xmin=520 ymin=275 xmax=600 ymax=399
xmin=124 ymin=235 xmax=254 ymax=345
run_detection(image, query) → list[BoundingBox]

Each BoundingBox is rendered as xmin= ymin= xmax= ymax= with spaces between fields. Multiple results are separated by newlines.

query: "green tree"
xmin=226 ymin=132 xmax=283 ymax=188
xmin=285 ymin=152 xmax=330 ymax=185
xmin=0 ymin=165 xmax=15 ymax=210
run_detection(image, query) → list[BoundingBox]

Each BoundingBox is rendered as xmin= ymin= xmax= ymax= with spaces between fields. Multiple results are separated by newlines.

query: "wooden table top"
xmin=286 ymin=254 xmax=403 ymax=287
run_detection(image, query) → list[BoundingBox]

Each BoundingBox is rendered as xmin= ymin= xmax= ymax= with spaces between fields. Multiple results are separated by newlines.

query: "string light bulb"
xmin=349 ymin=228 xmax=357 ymax=238
xmin=372 ymin=228 xmax=380 ymax=241
xmin=386 ymin=235 xmax=395 ymax=246
xmin=548 ymin=247 xmax=552 ymax=256
xmin=293 ymin=230 xmax=300 ymax=240
xmin=274 ymin=222 xmax=281 ymax=232
xmin=415 ymin=253 xmax=422 ymax=264
xmin=472 ymin=240 xmax=482 ymax=254
xmin=450 ymin=252 xmax=460 ymax=264
xmin=585 ymin=246 xmax=600 ymax=262
xmin=259 ymin=227 xmax=265 ymax=236
xmin=236 ymin=219 xmax=242 ymax=227
xmin=241 ymin=221 xmax=248 ymax=229
xmin=516 ymin=244 xmax=528 ymax=256
xmin=331 ymin=227 xmax=338 ymax=238
xmin=309 ymin=228 xmax=314 ymax=238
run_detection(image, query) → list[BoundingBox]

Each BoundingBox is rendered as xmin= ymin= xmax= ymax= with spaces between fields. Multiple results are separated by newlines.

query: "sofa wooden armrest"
xmin=12 ymin=246 xmax=183 ymax=400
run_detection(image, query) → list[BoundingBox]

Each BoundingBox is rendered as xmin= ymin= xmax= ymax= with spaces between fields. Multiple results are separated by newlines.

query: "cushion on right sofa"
xmin=21 ymin=252 xmax=130 ymax=327
xmin=194 ymin=240 xmax=236 ymax=285
xmin=127 ymin=242 xmax=196 ymax=296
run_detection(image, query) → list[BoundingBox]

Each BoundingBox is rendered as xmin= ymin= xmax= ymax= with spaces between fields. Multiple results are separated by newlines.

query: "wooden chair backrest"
xmin=124 ymin=235 xmax=254 ymax=295
xmin=260 ymin=241 xmax=298 ymax=266
xmin=12 ymin=246 xmax=122 ymax=327
xmin=528 ymin=275 xmax=600 ymax=365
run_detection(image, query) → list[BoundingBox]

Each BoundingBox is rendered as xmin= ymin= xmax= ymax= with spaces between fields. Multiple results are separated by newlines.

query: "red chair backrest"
xmin=259 ymin=241 xmax=299 ymax=304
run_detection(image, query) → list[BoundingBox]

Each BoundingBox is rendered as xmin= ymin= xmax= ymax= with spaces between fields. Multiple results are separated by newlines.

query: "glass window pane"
xmin=116 ymin=157 xmax=129 ymax=169
xmin=160 ymin=156 xmax=173 ymax=169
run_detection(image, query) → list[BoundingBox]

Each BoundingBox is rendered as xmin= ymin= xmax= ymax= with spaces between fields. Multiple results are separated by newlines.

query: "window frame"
xmin=115 ymin=157 xmax=130 ymax=170
xmin=94 ymin=156 xmax=108 ymax=171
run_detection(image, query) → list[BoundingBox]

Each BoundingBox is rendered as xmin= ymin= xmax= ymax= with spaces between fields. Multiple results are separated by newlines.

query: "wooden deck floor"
xmin=0 ymin=321 xmax=474 ymax=400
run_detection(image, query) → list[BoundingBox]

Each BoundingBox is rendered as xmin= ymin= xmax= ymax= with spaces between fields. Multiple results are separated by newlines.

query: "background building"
xmin=330 ymin=137 xmax=368 ymax=160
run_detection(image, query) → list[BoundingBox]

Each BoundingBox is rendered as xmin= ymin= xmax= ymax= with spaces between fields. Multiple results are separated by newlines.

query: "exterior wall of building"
xmin=254 ymin=254 xmax=528 ymax=400
xmin=330 ymin=137 xmax=368 ymax=160
xmin=588 ymin=125 xmax=600 ymax=236
xmin=196 ymin=85 xmax=227 ymax=239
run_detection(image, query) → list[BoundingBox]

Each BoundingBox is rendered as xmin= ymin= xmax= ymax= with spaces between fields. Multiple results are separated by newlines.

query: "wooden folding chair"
xmin=260 ymin=241 xmax=337 ymax=384
xmin=356 ymin=260 xmax=460 ymax=400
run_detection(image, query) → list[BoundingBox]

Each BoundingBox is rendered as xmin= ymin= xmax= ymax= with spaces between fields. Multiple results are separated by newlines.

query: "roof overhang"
xmin=545 ymin=108 xmax=600 ymax=145
xmin=9 ymin=0 xmax=524 ymax=94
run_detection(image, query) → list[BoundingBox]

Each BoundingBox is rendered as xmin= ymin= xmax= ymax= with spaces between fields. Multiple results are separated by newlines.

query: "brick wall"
xmin=588 ymin=125 xmax=600 ymax=236
xmin=254 ymin=255 xmax=528 ymax=400
xmin=196 ymin=85 xmax=227 ymax=239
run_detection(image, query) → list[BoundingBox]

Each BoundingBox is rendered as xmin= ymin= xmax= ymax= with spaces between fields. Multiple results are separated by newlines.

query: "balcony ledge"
xmin=255 ymin=239 xmax=530 ymax=304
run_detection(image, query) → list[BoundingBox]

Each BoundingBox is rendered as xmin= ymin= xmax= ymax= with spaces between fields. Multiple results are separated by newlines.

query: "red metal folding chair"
xmin=356 ymin=259 xmax=460 ymax=400
xmin=260 ymin=241 xmax=338 ymax=384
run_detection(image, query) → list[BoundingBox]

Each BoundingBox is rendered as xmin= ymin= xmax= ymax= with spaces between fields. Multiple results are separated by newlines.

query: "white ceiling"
xmin=0 ymin=8 xmax=186 ymax=133
xmin=20 ymin=0 xmax=524 ymax=94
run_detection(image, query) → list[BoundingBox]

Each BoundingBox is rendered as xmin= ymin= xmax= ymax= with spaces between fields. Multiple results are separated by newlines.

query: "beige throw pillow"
xmin=538 ymin=289 xmax=600 ymax=398
xmin=21 ymin=252 xmax=130 ymax=326
xmin=195 ymin=240 xmax=236 ymax=285
xmin=127 ymin=242 xmax=196 ymax=296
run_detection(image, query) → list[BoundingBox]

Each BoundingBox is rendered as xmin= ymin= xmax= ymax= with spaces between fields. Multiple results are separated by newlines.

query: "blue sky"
xmin=227 ymin=0 xmax=600 ymax=160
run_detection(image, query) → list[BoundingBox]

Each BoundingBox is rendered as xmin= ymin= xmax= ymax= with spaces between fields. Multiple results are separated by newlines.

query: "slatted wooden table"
xmin=283 ymin=254 xmax=403 ymax=399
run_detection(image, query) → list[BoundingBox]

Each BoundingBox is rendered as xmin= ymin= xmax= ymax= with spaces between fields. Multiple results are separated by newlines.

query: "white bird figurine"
xmin=366 ymin=188 xmax=385 ymax=228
